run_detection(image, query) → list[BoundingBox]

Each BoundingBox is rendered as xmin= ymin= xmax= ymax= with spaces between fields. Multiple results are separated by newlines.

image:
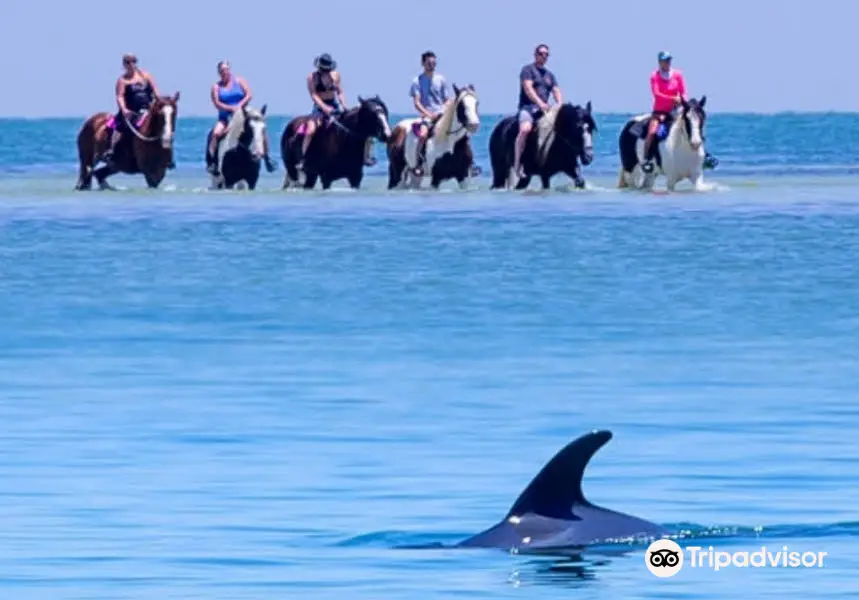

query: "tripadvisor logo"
xmin=645 ymin=539 xmax=828 ymax=576
xmin=645 ymin=539 xmax=683 ymax=577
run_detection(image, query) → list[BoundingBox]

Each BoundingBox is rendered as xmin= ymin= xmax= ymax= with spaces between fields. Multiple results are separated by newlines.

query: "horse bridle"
xmin=540 ymin=109 xmax=594 ymax=159
xmin=234 ymin=113 xmax=265 ymax=153
xmin=326 ymin=102 xmax=388 ymax=140
xmin=443 ymin=90 xmax=478 ymax=138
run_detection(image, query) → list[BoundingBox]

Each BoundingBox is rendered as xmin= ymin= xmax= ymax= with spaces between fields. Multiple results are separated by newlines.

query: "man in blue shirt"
xmin=409 ymin=50 xmax=452 ymax=175
xmin=513 ymin=43 xmax=562 ymax=178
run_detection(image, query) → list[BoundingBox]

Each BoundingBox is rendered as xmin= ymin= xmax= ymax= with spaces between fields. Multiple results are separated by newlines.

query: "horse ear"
xmin=358 ymin=95 xmax=364 ymax=103
xmin=468 ymin=83 xmax=475 ymax=91
xmin=453 ymin=83 xmax=460 ymax=95
xmin=260 ymin=103 xmax=267 ymax=116
xmin=699 ymin=95 xmax=707 ymax=108
xmin=173 ymin=91 xmax=180 ymax=102
xmin=586 ymin=100 xmax=592 ymax=114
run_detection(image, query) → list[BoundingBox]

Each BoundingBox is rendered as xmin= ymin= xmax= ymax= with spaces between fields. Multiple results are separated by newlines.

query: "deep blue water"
xmin=1 ymin=113 xmax=859 ymax=598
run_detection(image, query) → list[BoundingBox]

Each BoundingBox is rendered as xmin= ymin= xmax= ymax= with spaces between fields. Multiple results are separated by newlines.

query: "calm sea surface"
xmin=1 ymin=113 xmax=859 ymax=598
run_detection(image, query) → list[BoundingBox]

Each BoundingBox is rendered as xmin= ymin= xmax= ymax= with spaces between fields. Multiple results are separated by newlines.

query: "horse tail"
xmin=617 ymin=166 xmax=628 ymax=188
xmin=488 ymin=118 xmax=511 ymax=189
xmin=618 ymin=120 xmax=640 ymax=174
xmin=75 ymin=115 xmax=101 ymax=190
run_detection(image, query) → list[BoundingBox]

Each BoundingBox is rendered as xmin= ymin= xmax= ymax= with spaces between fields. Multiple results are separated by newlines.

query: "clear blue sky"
xmin=3 ymin=0 xmax=854 ymax=117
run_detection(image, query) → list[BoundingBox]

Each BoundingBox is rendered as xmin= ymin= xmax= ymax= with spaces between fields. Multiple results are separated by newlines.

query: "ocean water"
xmin=1 ymin=112 xmax=859 ymax=598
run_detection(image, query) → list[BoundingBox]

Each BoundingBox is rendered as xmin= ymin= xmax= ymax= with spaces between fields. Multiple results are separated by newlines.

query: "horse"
xmin=205 ymin=104 xmax=273 ymax=190
xmin=617 ymin=96 xmax=709 ymax=192
xmin=488 ymin=102 xmax=596 ymax=190
xmin=280 ymin=95 xmax=392 ymax=190
xmin=386 ymin=84 xmax=481 ymax=190
xmin=75 ymin=93 xmax=180 ymax=190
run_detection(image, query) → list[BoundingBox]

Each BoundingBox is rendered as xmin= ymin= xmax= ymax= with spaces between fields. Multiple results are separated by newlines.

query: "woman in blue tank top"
xmin=207 ymin=60 xmax=253 ymax=173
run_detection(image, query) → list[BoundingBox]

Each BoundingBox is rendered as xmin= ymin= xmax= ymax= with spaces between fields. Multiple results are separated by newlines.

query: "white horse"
xmin=387 ymin=84 xmax=480 ymax=190
xmin=618 ymin=96 xmax=709 ymax=192
xmin=209 ymin=104 xmax=269 ymax=190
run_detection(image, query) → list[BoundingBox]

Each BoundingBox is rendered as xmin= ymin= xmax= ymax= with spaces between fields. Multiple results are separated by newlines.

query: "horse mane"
xmin=224 ymin=107 xmax=248 ymax=147
xmin=433 ymin=89 xmax=461 ymax=144
xmin=536 ymin=104 xmax=561 ymax=152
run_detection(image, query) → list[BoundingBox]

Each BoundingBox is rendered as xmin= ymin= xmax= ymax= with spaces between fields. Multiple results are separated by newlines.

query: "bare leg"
xmin=298 ymin=121 xmax=317 ymax=170
xmin=511 ymin=119 xmax=533 ymax=184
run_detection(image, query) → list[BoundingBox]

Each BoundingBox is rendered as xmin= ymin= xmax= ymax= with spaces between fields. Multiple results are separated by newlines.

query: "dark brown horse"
xmin=75 ymin=92 xmax=180 ymax=190
xmin=280 ymin=96 xmax=391 ymax=190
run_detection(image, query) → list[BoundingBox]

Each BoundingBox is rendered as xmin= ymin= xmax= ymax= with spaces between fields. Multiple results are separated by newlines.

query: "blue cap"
xmin=658 ymin=51 xmax=672 ymax=61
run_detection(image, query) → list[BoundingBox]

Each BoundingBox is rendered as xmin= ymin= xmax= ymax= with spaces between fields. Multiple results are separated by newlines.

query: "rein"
xmin=120 ymin=109 xmax=162 ymax=143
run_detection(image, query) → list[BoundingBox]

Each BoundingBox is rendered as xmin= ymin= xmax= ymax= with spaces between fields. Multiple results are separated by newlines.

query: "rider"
xmin=513 ymin=43 xmax=562 ymax=179
xmin=207 ymin=60 xmax=252 ymax=176
xmin=409 ymin=50 xmax=452 ymax=176
xmin=102 ymin=53 xmax=164 ymax=165
xmin=298 ymin=53 xmax=374 ymax=171
xmin=642 ymin=51 xmax=686 ymax=173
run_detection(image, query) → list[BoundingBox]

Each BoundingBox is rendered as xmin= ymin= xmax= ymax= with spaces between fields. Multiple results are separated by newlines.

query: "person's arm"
xmin=236 ymin=77 xmax=252 ymax=108
xmin=141 ymin=70 xmax=161 ymax=99
xmin=440 ymin=78 xmax=453 ymax=112
xmin=334 ymin=72 xmax=347 ymax=110
xmin=211 ymin=84 xmax=230 ymax=112
xmin=551 ymin=74 xmax=562 ymax=105
xmin=307 ymin=73 xmax=332 ymax=114
xmin=676 ymin=72 xmax=687 ymax=101
xmin=115 ymin=77 xmax=129 ymax=114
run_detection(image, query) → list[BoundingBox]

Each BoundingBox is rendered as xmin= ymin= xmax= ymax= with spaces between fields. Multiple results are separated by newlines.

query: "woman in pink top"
xmin=642 ymin=51 xmax=686 ymax=172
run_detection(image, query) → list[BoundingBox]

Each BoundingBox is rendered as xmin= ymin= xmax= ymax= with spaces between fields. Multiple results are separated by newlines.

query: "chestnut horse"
xmin=75 ymin=92 xmax=180 ymax=190
xmin=280 ymin=95 xmax=391 ymax=190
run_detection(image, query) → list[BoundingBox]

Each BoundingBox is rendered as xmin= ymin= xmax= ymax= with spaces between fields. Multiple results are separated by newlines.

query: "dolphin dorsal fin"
xmin=505 ymin=430 xmax=612 ymax=520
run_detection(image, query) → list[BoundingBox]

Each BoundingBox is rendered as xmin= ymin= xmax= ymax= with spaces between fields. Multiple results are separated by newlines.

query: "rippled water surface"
xmin=1 ymin=113 xmax=858 ymax=598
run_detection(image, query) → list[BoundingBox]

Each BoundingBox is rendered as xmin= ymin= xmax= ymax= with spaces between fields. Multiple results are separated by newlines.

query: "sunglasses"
xmin=536 ymin=51 xmax=549 ymax=57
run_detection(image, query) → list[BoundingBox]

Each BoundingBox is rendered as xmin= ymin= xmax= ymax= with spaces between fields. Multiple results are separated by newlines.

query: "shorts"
xmin=311 ymin=99 xmax=341 ymax=116
xmin=217 ymin=110 xmax=233 ymax=125
xmin=517 ymin=107 xmax=543 ymax=125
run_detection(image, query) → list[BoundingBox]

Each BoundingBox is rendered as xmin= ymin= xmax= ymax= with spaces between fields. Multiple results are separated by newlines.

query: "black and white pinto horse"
xmin=205 ymin=104 xmax=272 ymax=190
xmin=618 ymin=96 xmax=711 ymax=191
xmin=387 ymin=84 xmax=481 ymax=190
xmin=489 ymin=102 xmax=596 ymax=190
xmin=281 ymin=96 xmax=392 ymax=190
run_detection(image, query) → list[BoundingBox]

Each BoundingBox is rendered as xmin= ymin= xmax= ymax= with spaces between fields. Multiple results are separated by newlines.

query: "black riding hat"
xmin=314 ymin=53 xmax=336 ymax=71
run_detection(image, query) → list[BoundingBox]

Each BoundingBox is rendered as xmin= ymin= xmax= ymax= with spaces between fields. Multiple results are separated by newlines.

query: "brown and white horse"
xmin=387 ymin=84 xmax=480 ymax=190
xmin=75 ymin=92 xmax=180 ymax=190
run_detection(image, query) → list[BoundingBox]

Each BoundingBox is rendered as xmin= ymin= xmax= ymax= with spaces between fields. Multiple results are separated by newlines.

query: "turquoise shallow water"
xmin=2 ymin=113 xmax=859 ymax=598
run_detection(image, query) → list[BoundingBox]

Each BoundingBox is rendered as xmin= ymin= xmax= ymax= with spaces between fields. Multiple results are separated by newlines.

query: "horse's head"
xmin=149 ymin=92 xmax=180 ymax=150
xmin=452 ymin=84 xmax=480 ymax=134
xmin=679 ymin=95 xmax=707 ymax=150
xmin=356 ymin=95 xmax=392 ymax=142
xmin=238 ymin=104 xmax=268 ymax=162
xmin=556 ymin=101 xmax=597 ymax=165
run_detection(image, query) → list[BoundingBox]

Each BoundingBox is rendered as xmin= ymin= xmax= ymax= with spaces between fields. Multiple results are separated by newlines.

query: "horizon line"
xmin=1 ymin=109 xmax=858 ymax=121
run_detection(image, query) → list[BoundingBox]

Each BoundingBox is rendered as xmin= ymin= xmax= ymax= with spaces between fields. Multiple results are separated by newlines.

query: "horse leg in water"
xmin=245 ymin=163 xmax=260 ymax=191
xmin=93 ymin=163 xmax=120 ymax=191
xmin=302 ymin=171 xmax=319 ymax=190
xmin=143 ymin=168 xmax=166 ymax=189
xmin=563 ymin=167 xmax=586 ymax=189
xmin=346 ymin=171 xmax=363 ymax=190
xmin=514 ymin=174 xmax=532 ymax=190
xmin=76 ymin=159 xmax=94 ymax=190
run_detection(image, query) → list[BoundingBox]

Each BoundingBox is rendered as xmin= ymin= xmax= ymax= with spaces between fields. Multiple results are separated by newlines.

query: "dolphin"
xmin=454 ymin=430 xmax=669 ymax=552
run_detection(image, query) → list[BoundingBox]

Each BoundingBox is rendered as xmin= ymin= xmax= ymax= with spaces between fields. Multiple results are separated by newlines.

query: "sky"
xmin=2 ymin=0 xmax=856 ymax=117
